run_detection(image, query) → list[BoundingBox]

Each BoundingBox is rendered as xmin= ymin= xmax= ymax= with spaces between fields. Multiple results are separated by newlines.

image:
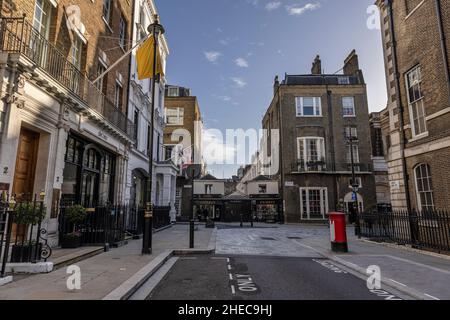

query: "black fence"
xmin=1 ymin=194 xmax=52 ymax=278
xmin=358 ymin=209 xmax=450 ymax=254
xmin=58 ymin=204 xmax=171 ymax=247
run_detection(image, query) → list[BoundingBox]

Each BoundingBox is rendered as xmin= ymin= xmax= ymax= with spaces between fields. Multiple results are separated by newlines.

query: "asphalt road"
xmin=148 ymin=255 xmax=406 ymax=300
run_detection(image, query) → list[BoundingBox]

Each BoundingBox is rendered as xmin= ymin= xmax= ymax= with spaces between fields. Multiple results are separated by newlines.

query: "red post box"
xmin=328 ymin=212 xmax=348 ymax=253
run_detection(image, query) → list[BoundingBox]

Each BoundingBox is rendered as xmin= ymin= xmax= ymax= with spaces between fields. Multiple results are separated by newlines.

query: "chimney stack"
xmin=311 ymin=55 xmax=322 ymax=75
xmin=343 ymin=50 xmax=360 ymax=76
xmin=274 ymin=75 xmax=279 ymax=95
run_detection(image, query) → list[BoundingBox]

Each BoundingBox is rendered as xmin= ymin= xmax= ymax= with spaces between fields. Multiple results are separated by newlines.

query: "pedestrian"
xmin=203 ymin=208 xmax=209 ymax=222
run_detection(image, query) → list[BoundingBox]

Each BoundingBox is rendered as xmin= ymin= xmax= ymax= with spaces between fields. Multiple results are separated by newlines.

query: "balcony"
xmin=0 ymin=17 xmax=135 ymax=139
xmin=292 ymin=159 xmax=373 ymax=173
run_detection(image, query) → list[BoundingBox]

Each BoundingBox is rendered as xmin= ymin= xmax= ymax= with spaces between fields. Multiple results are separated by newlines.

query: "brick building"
xmin=0 ymin=0 xmax=135 ymax=245
xmin=163 ymin=85 xmax=204 ymax=221
xmin=263 ymin=52 xmax=377 ymax=223
xmin=377 ymin=0 xmax=450 ymax=211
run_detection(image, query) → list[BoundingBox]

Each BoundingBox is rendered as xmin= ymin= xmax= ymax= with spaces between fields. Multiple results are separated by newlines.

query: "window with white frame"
xmin=103 ymin=0 xmax=112 ymax=25
xmin=406 ymin=66 xmax=427 ymax=137
xmin=346 ymin=145 xmax=360 ymax=164
xmin=296 ymin=97 xmax=322 ymax=117
xmin=114 ymin=81 xmax=123 ymax=109
xmin=33 ymin=0 xmax=52 ymax=38
xmin=205 ymin=184 xmax=213 ymax=195
xmin=168 ymin=87 xmax=180 ymax=97
xmin=71 ymin=35 xmax=83 ymax=70
xmin=166 ymin=107 xmax=184 ymax=125
xmin=414 ymin=164 xmax=435 ymax=211
xmin=342 ymin=97 xmax=356 ymax=117
xmin=258 ymin=184 xmax=267 ymax=194
xmin=344 ymin=126 xmax=358 ymax=139
xmin=300 ymin=188 xmax=328 ymax=220
xmin=338 ymin=77 xmax=350 ymax=85
xmin=119 ymin=15 xmax=127 ymax=50
xmin=297 ymin=137 xmax=325 ymax=163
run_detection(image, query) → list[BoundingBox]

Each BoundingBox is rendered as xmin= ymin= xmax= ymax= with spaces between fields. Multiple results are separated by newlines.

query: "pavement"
xmin=1 ymin=222 xmax=449 ymax=300
xmin=0 ymin=224 xmax=213 ymax=300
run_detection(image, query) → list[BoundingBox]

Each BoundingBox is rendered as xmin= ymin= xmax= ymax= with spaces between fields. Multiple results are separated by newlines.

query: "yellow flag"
xmin=136 ymin=35 xmax=164 ymax=80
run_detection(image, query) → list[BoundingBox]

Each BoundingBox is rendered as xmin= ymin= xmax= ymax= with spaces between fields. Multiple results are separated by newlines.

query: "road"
xmin=148 ymin=255 xmax=407 ymax=300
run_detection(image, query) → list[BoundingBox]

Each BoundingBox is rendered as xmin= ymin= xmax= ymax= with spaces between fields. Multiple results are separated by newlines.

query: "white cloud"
xmin=235 ymin=57 xmax=249 ymax=68
xmin=231 ymin=77 xmax=247 ymax=88
xmin=218 ymin=96 xmax=232 ymax=102
xmin=204 ymin=51 xmax=222 ymax=63
xmin=265 ymin=2 xmax=281 ymax=11
xmin=203 ymin=130 xmax=237 ymax=165
xmin=286 ymin=2 xmax=321 ymax=16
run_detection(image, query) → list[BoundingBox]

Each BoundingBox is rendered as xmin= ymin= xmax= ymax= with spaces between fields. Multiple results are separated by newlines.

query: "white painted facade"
xmin=125 ymin=0 xmax=178 ymax=221
xmin=194 ymin=180 xmax=225 ymax=196
xmin=0 ymin=52 xmax=131 ymax=246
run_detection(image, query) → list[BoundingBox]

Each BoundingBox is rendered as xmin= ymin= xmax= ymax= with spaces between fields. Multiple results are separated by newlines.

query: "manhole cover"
xmin=260 ymin=237 xmax=276 ymax=241
xmin=287 ymin=236 xmax=302 ymax=240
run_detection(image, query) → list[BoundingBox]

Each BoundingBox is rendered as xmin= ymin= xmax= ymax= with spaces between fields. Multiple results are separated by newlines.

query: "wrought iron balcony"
xmin=292 ymin=159 xmax=373 ymax=173
xmin=0 ymin=16 xmax=135 ymax=139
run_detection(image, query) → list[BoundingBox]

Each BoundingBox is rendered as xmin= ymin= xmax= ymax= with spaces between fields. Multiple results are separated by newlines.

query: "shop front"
xmin=252 ymin=198 xmax=282 ymax=223
xmin=61 ymin=133 xmax=118 ymax=208
xmin=193 ymin=199 xmax=224 ymax=222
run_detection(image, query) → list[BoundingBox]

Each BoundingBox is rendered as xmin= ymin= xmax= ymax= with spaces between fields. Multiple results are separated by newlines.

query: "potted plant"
xmin=11 ymin=201 xmax=47 ymax=263
xmin=61 ymin=205 xmax=87 ymax=249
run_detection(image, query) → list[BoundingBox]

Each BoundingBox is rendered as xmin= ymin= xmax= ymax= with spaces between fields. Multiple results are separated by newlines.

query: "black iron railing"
xmin=58 ymin=204 xmax=170 ymax=247
xmin=0 ymin=16 xmax=135 ymax=139
xmin=1 ymin=194 xmax=52 ymax=278
xmin=292 ymin=160 xmax=373 ymax=173
xmin=358 ymin=209 xmax=450 ymax=254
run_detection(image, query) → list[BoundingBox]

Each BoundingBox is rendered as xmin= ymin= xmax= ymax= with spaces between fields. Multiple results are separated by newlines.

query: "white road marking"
xmin=231 ymin=285 xmax=236 ymax=295
xmin=388 ymin=279 xmax=407 ymax=287
xmin=229 ymin=273 xmax=233 ymax=280
xmin=227 ymin=264 xmax=232 ymax=271
xmin=424 ymin=293 xmax=440 ymax=300
xmin=227 ymin=258 xmax=230 ymax=263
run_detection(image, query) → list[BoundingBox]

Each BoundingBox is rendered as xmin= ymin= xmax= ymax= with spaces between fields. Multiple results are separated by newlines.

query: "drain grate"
xmin=260 ymin=237 xmax=276 ymax=241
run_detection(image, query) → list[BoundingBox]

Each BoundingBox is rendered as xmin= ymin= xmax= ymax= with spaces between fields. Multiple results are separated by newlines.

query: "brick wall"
xmin=378 ymin=0 xmax=450 ymax=210
xmin=2 ymin=0 xmax=133 ymax=115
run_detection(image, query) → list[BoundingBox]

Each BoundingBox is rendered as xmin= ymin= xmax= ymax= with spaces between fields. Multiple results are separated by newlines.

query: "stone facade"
xmin=263 ymin=52 xmax=377 ymax=223
xmin=369 ymin=111 xmax=391 ymax=205
xmin=377 ymin=0 xmax=450 ymax=211
xmin=125 ymin=0 xmax=178 ymax=221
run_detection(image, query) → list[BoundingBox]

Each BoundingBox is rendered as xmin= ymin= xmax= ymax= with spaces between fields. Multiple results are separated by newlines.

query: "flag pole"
xmin=142 ymin=14 xmax=165 ymax=255
xmin=92 ymin=35 xmax=150 ymax=85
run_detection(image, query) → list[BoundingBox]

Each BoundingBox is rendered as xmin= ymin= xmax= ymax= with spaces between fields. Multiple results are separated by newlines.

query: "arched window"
xmin=414 ymin=164 xmax=435 ymax=211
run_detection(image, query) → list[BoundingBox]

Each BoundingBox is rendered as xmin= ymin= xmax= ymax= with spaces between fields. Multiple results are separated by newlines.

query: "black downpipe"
xmin=435 ymin=0 xmax=450 ymax=104
xmin=386 ymin=0 xmax=416 ymax=241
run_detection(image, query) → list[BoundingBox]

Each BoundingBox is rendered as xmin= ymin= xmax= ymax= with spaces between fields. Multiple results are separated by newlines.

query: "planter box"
xmin=60 ymin=235 xmax=81 ymax=249
xmin=11 ymin=243 xmax=42 ymax=263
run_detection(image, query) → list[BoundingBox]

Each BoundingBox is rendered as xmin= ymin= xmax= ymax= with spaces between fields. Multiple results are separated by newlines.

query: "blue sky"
xmin=156 ymin=0 xmax=387 ymax=178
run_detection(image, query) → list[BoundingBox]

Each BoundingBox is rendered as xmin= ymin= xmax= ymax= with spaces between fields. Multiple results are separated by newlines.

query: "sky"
xmin=156 ymin=0 xmax=387 ymax=178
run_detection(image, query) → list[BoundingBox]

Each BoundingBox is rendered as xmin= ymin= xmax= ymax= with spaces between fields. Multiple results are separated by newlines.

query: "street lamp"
xmin=142 ymin=15 xmax=165 ymax=255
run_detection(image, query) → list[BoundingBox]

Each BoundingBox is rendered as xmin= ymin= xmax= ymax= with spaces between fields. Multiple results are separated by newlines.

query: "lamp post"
xmin=187 ymin=165 xmax=201 ymax=248
xmin=347 ymin=132 xmax=361 ymax=238
xmin=142 ymin=15 xmax=165 ymax=255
